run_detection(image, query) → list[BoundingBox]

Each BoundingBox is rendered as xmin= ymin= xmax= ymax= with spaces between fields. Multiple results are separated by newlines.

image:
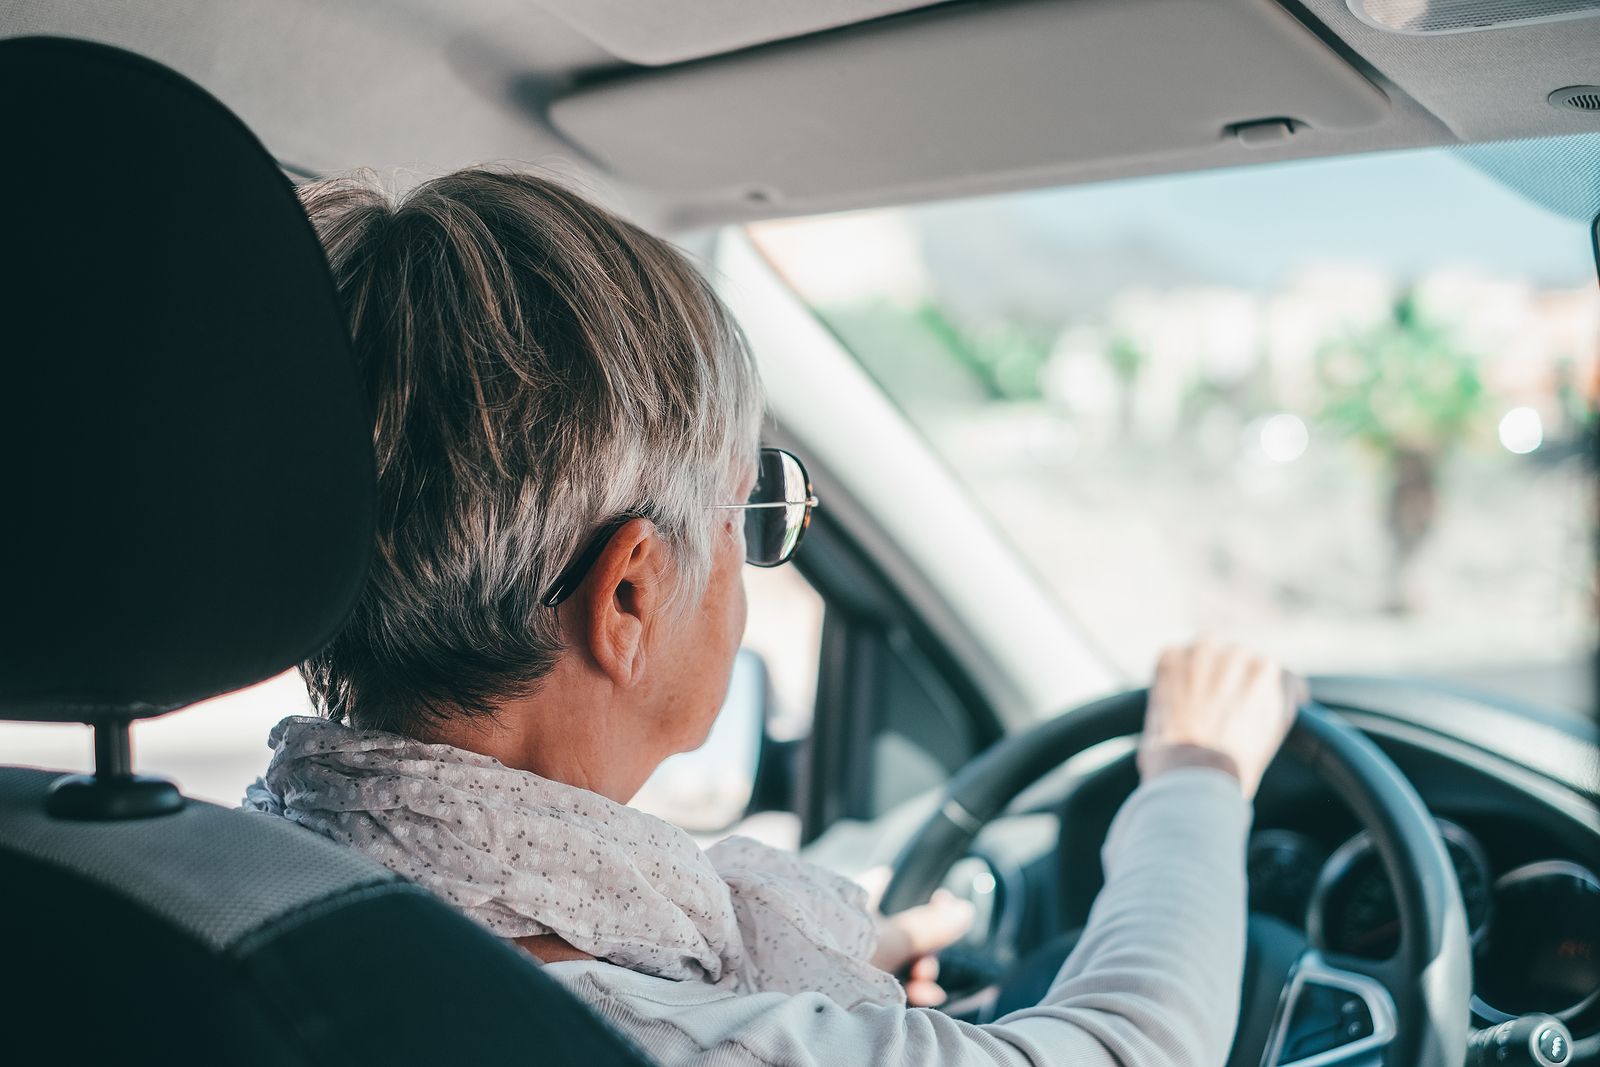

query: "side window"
xmin=794 ymin=524 xmax=1001 ymax=840
xmin=629 ymin=564 xmax=824 ymax=847
xmin=741 ymin=564 xmax=826 ymax=746
xmin=866 ymin=629 xmax=979 ymax=815
xmin=807 ymin=611 xmax=993 ymax=837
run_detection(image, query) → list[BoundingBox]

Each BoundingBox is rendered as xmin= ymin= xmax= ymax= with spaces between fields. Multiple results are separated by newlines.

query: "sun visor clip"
xmin=1229 ymin=118 xmax=1299 ymax=148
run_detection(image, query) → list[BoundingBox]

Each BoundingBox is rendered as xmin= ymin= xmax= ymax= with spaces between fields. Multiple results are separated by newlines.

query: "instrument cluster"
xmin=1247 ymin=819 xmax=1600 ymax=1031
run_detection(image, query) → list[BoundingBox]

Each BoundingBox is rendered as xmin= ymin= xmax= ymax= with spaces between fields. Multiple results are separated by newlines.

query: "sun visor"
xmin=551 ymin=0 xmax=1390 ymax=203
xmin=531 ymin=0 xmax=947 ymax=66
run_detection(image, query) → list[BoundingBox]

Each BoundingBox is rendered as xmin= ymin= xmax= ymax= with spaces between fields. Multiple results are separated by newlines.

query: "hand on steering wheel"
xmin=1139 ymin=638 xmax=1301 ymax=798
xmin=881 ymin=666 xmax=1472 ymax=1067
xmin=859 ymin=865 xmax=976 ymax=1005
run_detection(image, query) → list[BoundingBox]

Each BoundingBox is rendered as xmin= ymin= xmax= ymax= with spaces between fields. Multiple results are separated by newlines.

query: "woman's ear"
xmin=568 ymin=517 xmax=667 ymax=689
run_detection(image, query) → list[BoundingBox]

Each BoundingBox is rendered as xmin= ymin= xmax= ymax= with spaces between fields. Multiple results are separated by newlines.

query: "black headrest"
xmin=0 ymin=37 xmax=374 ymax=723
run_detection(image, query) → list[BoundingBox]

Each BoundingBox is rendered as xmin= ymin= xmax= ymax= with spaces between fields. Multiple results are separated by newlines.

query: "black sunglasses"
xmin=540 ymin=447 xmax=818 ymax=608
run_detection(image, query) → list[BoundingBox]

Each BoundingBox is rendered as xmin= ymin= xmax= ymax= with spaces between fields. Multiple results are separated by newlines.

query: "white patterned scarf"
xmin=243 ymin=715 xmax=903 ymax=1010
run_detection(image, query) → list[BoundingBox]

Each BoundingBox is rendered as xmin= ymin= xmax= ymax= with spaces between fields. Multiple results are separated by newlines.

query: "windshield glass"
xmin=750 ymin=135 xmax=1599 ymax=718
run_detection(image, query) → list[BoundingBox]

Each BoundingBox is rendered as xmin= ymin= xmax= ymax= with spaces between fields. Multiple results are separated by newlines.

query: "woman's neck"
xmin=419 ymin=660 xmax=658 ymax=805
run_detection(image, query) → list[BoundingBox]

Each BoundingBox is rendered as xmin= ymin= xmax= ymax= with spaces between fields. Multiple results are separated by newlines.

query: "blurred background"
xmin=751 ymin=134 xmax=1600 ymax=723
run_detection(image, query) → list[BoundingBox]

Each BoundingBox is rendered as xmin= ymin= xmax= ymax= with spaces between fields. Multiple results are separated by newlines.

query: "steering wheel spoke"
xmin=1261 ymin=950 xmax=1398 ymax=1067
xmin=1315 ymin=949 xmax=1404 ymax=991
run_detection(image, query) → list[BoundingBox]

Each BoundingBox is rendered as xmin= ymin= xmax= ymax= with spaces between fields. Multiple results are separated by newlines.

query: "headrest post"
xmin=95 ymin=717 xmax=132 ymax=778
xmin=43 ymin=719 xmax=184 ymax=822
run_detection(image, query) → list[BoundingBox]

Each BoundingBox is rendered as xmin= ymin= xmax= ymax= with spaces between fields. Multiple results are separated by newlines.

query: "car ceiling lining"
xmin=1 ymin=0 xmax=1596 ymax=228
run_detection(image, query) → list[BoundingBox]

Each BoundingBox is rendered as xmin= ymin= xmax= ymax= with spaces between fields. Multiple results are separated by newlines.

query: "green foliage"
xmin=1105 ymin=334 xmax=1143 ymax=386
xmin=1315 ymin=292 xmax=1485 ymax=458
xmin=823 ymin=299 xmax=1051 ymax=408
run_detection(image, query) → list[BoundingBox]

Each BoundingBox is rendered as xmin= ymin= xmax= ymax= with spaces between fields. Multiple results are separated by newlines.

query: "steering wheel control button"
xmin=1338 ymin=994 xmax=1374 ymax=1040
xmin=1466 ymin=1014 xmax=1573 ymax=1067
xmin=1265 ymin=953 xmax=1396 ymax=1066
xmin=1278 ymin=981 xmax=1377 ymax=1061
xmin=1539 ymin=1025 xmax=1570 ymax=1064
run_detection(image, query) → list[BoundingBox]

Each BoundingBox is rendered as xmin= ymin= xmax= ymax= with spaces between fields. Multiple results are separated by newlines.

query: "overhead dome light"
xmin=1349 ymin=0 xmax=1600 ymax=34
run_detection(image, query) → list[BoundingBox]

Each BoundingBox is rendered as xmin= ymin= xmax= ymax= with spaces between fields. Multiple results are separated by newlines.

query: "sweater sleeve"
xmin=982 ymin=766 xmax=1253 ymax=1066
xmin=551 ymin=767 xmax=1253 ymax=1067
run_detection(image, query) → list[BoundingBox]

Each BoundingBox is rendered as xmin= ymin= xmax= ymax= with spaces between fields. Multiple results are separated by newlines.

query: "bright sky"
xmin=1001 ymin=135 xmax=1599 ymax=290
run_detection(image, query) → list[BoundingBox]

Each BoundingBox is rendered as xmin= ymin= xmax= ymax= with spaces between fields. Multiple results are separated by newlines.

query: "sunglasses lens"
xmin=744 ymin=449 xmax=812 ymax=567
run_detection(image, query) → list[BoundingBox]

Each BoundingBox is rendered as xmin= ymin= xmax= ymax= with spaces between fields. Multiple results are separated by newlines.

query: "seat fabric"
xmin=0 ymin=768 xmax=648 ymax=1065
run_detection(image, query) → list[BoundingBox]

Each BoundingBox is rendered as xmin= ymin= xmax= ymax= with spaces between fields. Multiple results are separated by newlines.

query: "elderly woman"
xmin=246 ymin=168 xmax=1297 ymax=1067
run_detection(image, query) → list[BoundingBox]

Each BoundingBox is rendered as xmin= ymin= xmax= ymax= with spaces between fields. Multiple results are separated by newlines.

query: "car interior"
xmin=2 ymin=2 xmax=1599 ymax=1066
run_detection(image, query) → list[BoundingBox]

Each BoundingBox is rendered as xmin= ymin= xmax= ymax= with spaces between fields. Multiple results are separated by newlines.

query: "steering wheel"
xmin=881 ymin=689 xmax=1472 ymax=1067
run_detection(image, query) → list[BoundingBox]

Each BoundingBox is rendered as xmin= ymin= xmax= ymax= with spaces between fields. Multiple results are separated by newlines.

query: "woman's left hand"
xmin=859 ymin=866 xmax=976 ymax=1006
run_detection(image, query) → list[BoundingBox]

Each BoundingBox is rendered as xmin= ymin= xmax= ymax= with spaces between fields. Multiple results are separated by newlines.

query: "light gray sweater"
xmin=545 ymin=767 xmax=1252 ymax=1067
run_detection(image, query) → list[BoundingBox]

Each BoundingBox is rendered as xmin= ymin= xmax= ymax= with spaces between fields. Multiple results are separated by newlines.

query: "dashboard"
xmin=1250 ymin=818 xmax=1600 ymax=1031
xmin=941 ymin=683 xmax=1600 ymax=1059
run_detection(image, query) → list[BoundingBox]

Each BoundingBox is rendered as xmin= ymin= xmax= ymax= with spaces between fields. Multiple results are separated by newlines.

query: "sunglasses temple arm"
xmin=707 ymin=497 xmax=819 ymax=511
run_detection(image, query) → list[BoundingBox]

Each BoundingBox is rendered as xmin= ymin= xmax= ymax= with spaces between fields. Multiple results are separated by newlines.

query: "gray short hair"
xmin=298 ymin=168 xmax=764 ymax=735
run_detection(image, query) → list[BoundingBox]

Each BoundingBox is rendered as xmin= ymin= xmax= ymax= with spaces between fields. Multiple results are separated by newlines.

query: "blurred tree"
xmin=1106 ymin=333 xmax=1144 ymax=437
xmin=916 ymin=303 xmax=1009 ymax=401
xmin=918 ymin=303 xmax=1051 ymax=402
xmin=1554 ymin=357 xmax=1599 ymax=446
xmin=826 ymin=299 xmax=1051 ymax=411
xmin=823 ymin=300 xmax=993 ymax=416
xmin=1316 ymin=292 xmax=1484 ymax=613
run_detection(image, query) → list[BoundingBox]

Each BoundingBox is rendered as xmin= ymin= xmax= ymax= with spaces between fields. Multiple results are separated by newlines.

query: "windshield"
xmin=751 ymin=135 xmax=1599 ymax=718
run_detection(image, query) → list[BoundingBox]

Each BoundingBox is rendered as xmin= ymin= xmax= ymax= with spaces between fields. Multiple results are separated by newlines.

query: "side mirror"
xmin=630 ymin=648 xmax=771 ymax=834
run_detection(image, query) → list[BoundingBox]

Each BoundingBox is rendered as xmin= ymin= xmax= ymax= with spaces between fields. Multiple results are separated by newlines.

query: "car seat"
xmin=0 ymin=36 xmax=650 ymax=1067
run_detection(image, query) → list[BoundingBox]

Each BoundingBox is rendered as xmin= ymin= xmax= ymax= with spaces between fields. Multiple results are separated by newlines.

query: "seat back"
xmin=0 ymin=36 xmax=647 ymax=1065
xmin=0 ymin=768 xmax=649 ymax=1064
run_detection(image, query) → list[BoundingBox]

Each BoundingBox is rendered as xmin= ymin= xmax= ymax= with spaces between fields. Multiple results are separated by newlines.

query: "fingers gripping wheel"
xmin=881 ymin=689 xmax=1472 ymax=1067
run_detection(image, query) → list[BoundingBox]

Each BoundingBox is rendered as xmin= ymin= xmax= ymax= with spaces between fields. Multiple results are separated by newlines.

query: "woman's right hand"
xmin=1137 ymin=638 xmax=1302 ymax=800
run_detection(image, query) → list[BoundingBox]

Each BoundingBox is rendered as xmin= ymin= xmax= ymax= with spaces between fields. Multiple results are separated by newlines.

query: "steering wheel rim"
xmin=882 ymin=687 xmax=1472 ymax=1067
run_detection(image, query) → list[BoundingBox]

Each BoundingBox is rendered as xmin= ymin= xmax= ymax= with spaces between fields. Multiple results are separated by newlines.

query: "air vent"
xmin=1349 ymin=0 xmax=1600 ymax=34
xmin=1550 ymin=86 xmax=1600 ymax=113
